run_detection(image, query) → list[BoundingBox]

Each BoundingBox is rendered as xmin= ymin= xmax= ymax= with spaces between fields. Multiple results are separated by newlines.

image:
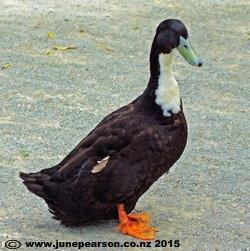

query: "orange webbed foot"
xmin=117 ymin=204 xmax=158 ymax=240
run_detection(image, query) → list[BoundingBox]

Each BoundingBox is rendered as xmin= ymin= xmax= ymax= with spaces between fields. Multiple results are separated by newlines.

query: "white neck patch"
xmin=155 ymin=51 xmax=181 ymax=117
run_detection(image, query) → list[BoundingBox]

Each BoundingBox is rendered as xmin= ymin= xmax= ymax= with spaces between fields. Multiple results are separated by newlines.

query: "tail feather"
xmin=23 ymin=181 xmax=49 ymax=199
xmin=20 ymin=171 xmax=50 ymax=184
xmin=19 ymin=171 xmax=53 ymax=200
xmin=19 ymin=172 xmax=36 ymax=182
xmin=19 ymin=169 xmax=84 ymax=226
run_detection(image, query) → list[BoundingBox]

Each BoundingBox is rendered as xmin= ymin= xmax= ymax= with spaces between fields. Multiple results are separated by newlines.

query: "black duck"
xmin=20 ymin=19 xmax=202 ymax=239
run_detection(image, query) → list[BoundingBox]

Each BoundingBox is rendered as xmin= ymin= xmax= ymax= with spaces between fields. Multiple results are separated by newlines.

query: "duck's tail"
xmin=19 ymin=171 xmax=54 ymax=201
xmin=19 ymin=170 xmax=68 ymax=222
xmin=19 ymin=163 xmax=63 ymax=200
xmin=20 ymin=170 xmax=83 ymax=226
xmin=19 ymin=170 xmax=118 ymax=226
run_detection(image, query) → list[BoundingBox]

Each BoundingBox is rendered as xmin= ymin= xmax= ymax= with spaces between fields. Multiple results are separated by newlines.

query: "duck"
xmin=20 ymin=19 xmax=202 ymax=240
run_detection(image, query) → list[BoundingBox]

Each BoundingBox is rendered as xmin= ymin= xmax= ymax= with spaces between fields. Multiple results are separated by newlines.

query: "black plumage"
xmin=20 ymin=19 xmax=202 ymax=236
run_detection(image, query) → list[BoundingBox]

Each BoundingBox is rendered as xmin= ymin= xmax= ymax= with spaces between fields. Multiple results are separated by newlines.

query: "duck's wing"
xmin=87 ymin=126 xmax=171 ymax=204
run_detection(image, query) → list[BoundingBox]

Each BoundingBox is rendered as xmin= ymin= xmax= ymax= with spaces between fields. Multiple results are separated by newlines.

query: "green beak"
xmin=177 ymin=36 xmax=203 ymax=67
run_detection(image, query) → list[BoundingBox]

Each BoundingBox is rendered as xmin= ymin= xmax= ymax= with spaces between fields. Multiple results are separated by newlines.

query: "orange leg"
xmin=117 ymin=204 xmax=158 ymax=240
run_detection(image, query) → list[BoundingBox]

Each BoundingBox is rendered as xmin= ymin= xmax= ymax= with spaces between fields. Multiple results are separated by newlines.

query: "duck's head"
xmin=155 ymin=19 xmax=203 ymax=67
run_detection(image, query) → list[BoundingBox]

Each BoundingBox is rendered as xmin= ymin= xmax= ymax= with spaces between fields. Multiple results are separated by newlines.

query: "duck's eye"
xmin=184 ymin=45 xmax=188 ymax=48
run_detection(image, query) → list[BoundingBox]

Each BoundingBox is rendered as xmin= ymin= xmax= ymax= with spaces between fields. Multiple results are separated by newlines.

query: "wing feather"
xmin=94 ymin=127 xmax=168 ymax=203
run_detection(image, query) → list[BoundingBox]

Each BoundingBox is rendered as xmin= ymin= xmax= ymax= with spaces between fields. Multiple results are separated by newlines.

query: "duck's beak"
xmin=177 ymin=36 xmax=203 ymax=67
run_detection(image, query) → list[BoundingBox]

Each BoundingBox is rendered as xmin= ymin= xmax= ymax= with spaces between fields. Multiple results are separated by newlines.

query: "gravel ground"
xmin=0 ymin=0 xmax=249 ymax=250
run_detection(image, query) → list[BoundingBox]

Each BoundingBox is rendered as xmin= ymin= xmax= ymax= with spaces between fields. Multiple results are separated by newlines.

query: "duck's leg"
xmin=117 ymin=204 xmax=158 ymax=240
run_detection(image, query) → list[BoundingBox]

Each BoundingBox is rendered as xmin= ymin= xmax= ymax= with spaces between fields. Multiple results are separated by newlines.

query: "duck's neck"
xmin=143 ymin=44 xmax=181 ymax=117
